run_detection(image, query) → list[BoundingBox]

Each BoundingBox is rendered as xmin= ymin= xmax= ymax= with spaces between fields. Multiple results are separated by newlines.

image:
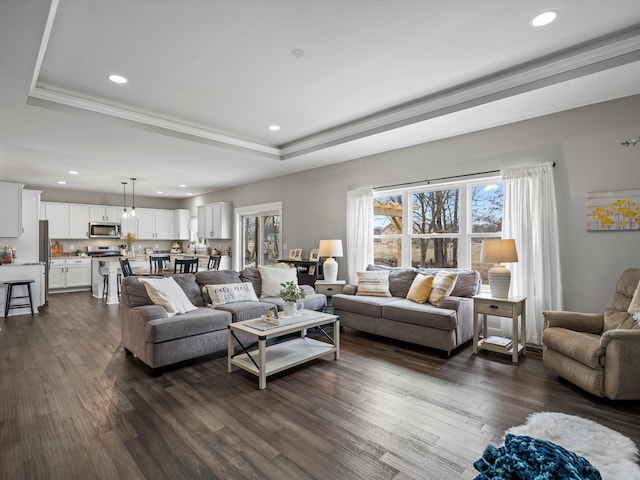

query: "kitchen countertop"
xmin=0 ymin=260 xmax=44 ymax=266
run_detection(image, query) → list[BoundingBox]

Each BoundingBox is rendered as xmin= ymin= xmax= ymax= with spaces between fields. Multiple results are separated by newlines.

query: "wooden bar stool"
xmin=3 ymin=279 xmax=35 ymax=318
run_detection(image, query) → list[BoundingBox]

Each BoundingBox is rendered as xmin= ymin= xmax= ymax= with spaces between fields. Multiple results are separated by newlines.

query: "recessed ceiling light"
xmin=68 ymin=170 xmax=79 ymax=175
xmin=269 ymin=125 xmax=281 ymax=131
xmin=57 ymin=181 xmax=66 ymax=185
xmin=108 ymin=74 xmax=127 ymax=84
xmin=291 ymin=48 xmax=304 ymax=58
xmin=156 ymin=191 xmax=163 ymax=194
xmin=179 ymin=184 xmax=186 ymax=188
xmin=186 ymin=193 xmax=193 ymax=196
xmin=531 ymin=10 xmax=558 ymax=27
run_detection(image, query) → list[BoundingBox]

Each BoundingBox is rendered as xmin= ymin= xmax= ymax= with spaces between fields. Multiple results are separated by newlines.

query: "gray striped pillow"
xmin=356 ymin=271 xmax=391 ymax=297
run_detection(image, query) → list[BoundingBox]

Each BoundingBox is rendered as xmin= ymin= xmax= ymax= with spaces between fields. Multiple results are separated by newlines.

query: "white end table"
xmin=473 ymin=294 xmax=526 ymax=363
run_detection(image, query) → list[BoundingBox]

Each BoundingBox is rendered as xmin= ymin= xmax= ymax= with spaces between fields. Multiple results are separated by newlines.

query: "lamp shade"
xmin=318 ymin=239 xmax=343 ymax=258
xmin=480 ymin=239 xmax=518 ymax=264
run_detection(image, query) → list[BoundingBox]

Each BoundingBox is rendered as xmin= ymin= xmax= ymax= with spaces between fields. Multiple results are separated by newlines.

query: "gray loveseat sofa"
xmin=332 ymin=265 xmax=481 ymax=356
xmin=120 ymin=267 xmax=326 ymax=370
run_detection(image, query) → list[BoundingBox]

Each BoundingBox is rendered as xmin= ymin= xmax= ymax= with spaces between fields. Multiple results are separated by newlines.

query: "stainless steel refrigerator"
xmin=38 ymin=220 xmax=51 ymax=304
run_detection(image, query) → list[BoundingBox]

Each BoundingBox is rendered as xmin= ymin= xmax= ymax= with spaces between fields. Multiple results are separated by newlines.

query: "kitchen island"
xmin=91 ymin=257 xmax=149 ymax=304
xmin=0 ymin=261 xmax=45 ymax=317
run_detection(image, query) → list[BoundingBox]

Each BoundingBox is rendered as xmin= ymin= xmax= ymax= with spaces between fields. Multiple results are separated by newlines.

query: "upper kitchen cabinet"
xmin=42 ymin=202 xmax=89 ymax=239
xmin=174 ymin=209 xmax=191 ymax=240
xmin=135 ymin=208 xmax=175 ymax=240
xmin=89 ymin=206 xmax=121 ymax=223
xmin=0 ymin=182 xmax=24 ymax=237
xmin=197 ymin=202 xmax=232 ymax=239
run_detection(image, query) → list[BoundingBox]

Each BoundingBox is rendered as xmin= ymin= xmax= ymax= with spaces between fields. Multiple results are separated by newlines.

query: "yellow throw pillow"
xmin=406 ymin=274 xmax=435 ymax=303
xmin=356 ymin=270 xmax=391 ymax=297
xmin=428 ymin=271 xmax=458 ymax=307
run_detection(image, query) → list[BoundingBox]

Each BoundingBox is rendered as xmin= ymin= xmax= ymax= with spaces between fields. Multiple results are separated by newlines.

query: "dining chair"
xmin=207 ymin=255 xmax=221 ymax=270
xmin=174 ymin=257 xmax=199 ymax=273
xmin=149 ymin=255 xmax=170 ymax=274
xmin=119 ymin=258 xmax=134 ymax=277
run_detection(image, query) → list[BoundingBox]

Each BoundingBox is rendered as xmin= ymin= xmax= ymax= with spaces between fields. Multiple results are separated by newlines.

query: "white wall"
xmin=183 ymin=95 xmax=640 ymax=313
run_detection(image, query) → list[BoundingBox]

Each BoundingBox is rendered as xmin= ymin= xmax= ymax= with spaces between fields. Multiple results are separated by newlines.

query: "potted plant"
xmin=279 ymin=281 xmax=306 ymax=317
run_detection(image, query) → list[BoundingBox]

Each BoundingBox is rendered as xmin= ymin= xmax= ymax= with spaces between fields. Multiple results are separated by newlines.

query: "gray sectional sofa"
xmin=120 ymin=267 xmax=326 ymax=371
xmin=332 ymin=265 xmax=481 ymax=356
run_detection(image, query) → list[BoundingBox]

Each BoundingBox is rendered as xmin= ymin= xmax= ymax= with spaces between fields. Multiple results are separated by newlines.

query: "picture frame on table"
xmin=289 ymin=248 xmax=302 ymax=260
xmin=309 ymin=249 xmax=320 ymax=261
xmin=266 ymin=306 xmax=279 ymax=319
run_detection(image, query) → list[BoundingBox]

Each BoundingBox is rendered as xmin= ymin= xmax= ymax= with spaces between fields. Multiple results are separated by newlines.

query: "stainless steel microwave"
xmin=88 ymin=222 xmax=122 ymax=238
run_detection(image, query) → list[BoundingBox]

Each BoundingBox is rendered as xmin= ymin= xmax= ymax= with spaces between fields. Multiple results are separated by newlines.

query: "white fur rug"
xmin=507 ymin=412 xmax=640 ymax=480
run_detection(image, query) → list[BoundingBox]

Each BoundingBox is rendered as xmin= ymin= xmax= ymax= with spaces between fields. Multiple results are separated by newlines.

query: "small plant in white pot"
xmin=279 ymin=281 xmax=306 ymax=317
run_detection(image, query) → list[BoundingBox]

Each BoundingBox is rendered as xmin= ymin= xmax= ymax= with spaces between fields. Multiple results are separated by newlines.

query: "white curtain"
xmin=502 ymin=162 xmax=563 ymax=345
xmin=346 ymin=189 xmax=373 ymax=285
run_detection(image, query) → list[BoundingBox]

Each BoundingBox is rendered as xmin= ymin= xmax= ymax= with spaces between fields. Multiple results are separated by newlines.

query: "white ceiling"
xmin=1 ymin=0 xmax=640 ymax=198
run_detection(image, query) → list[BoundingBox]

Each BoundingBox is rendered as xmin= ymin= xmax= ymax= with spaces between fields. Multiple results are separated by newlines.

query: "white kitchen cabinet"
xmin=50 ymin=257 xmax=91 ymax=289
xmin=68 ymin=205 xmax=90 ymax=238
xmin=42 ymin=202 xmax=89 ymax=239
xmin=197 ymin=202 xmax=232 ymax=239
xmin=174 ymin=209 xmax=191 ymax=240
xmin=64 ymin=258 xmax=92 ymax=287
xmin=90 ymin=206 xmax=121 ymax=223
xmin=49 ymin=258 xmax=67 ymax=289
xmin=134 ymin=208 xmax=176 ymax=240
xmin=0 ymin=181 xmax=23 ymax=237
xmin=44 ymin=203 xmax=70 ymax=239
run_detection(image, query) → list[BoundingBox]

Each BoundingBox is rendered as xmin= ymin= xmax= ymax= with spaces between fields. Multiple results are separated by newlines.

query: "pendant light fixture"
xmin=130 ymin=177 xmax=137 ymax=217
xmin=121 ymin=181 xmax=128 ymax=218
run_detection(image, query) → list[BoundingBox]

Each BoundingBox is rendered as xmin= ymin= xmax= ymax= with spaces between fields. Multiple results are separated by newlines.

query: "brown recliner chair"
xmin=542 ymin=268 xmax=640 ymax=400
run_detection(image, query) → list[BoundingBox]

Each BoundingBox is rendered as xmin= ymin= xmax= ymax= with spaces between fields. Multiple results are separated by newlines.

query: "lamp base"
xmin=488 ymin=264 xmax=511 ymax=298
xmin=323 ymin=257 xmax=338 ymax=282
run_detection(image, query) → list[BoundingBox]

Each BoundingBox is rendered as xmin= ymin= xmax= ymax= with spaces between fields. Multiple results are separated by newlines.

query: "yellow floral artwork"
xmin=586 ymin=190 xmax=640 ymax=231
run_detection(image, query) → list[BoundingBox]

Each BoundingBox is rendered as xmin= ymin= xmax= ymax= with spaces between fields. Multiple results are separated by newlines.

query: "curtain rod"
xmin=374 ymin=162 xmax=555 ymax=191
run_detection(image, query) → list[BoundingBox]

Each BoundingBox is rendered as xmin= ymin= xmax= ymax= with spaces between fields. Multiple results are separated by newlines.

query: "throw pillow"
xmin=406 ymin=273 xmax=435 ymax=304
xmin=356 ymin=270 xmax=391 ymax=297
xmin=428 ymin=270 xmax=458 ymax=306
xmin=258 ymin=265 xmax=298 ymax=297
xmin=204 ymin=282 xmax=259 ymax=306
xmin=138 ymin=277 xmax=198 ymax=317
xmin=628 ymin=280 xmax=640 ymax=323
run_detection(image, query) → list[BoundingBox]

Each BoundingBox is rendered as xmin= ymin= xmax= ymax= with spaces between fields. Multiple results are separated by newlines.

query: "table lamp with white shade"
xmin=318 ymin=239 xmax=343 ymax=282
xmin=481 ymin=239 xmax=518 ymax=298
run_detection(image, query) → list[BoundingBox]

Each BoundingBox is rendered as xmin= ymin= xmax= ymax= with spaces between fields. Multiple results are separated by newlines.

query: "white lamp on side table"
xmin=481 ymin=239 xmax=518 ymax=298
xmin=318 ymin=239 xmax=343 ymax=283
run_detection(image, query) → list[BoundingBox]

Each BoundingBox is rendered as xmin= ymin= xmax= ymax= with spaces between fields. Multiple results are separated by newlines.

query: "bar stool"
xmin=3 ymin=279 xmax=35 ymax=318
xmin=99 ymin=266 xmax=121 ymax=301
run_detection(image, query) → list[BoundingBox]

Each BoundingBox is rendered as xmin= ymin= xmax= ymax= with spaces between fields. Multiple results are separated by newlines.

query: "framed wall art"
xmin=586 ymin=189 xmax=640 ymax=231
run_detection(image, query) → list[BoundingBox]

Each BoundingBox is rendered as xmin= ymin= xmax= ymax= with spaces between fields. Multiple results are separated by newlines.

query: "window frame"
xmin=373 ymin=175 xmax=502 ymax=273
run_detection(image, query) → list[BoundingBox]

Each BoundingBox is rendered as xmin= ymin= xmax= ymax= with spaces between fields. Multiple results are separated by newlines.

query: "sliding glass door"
xmin=241 ymin=206 xmax=281 ymax=269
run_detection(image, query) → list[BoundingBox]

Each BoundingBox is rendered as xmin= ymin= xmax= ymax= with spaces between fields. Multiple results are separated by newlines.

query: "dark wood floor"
xmin=1 ymin=291 xmax=639 ymax=479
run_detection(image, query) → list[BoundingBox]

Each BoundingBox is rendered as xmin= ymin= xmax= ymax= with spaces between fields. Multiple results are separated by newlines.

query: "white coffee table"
xmin=227 ymin=310 xmax=339 ymax=389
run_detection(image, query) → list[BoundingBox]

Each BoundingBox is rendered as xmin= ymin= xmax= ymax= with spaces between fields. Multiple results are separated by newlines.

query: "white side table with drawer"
xmin=473 ymin=294 xmax=526 ymax=363
xmin=315 ymin=280 xmax=345 ymax=313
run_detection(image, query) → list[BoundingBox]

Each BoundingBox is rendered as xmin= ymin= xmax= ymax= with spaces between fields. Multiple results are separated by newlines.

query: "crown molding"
xmin=28 ymin=2 xmax=640 ymax=163
xmin=280 ymin=26 xmax=640 ymax=160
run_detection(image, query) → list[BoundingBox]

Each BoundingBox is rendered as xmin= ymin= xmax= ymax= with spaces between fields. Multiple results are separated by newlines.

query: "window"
xmin=236 ymin=202 xmax=282 ymax=269
xmin=373 ymin=177 xmax=503 ymax=283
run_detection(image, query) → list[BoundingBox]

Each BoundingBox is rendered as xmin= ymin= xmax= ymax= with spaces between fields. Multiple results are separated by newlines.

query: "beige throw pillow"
xmin=406 ymin=274 xmax=435 ymax=304
xmin=428 ymin=271 xmax=458 ymax=306
xmin=628 ymin=280 xmax=640 ymax=323
xmin=258 ymin=265 xmax=298 ymax=297
xmin=356 ymin=270 xmax=391 ymax=297
xmin=204 ymin=282 xmax=258 ymax=306
xmin=139 ymin=277 xmax=198 ymax=317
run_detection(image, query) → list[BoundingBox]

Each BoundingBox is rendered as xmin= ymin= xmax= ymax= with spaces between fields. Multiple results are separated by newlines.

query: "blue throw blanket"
xmin=474 ymin=434 xmax=602 ymax=480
